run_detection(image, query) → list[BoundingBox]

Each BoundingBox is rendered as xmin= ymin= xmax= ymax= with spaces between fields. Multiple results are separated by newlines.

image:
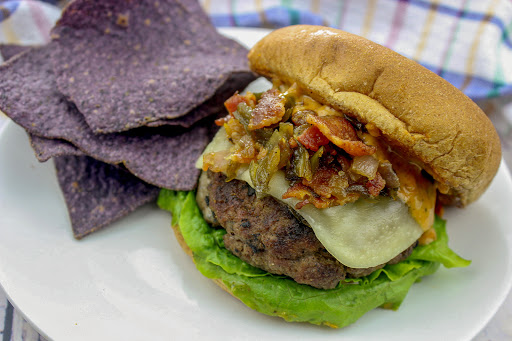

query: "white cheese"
xmin=197 ymin=128 xmax=423 ymax=268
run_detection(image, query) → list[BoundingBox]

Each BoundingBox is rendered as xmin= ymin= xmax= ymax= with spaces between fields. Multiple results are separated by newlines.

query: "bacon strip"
xmin=302 ymin=166 xmax=345 ymax=198
xmin=306 ymin=115 xmax=376 ymax=156
xmin=365 ymin=172 xmax=386 ymax=196
xmin=296 ymin=125 xmax=330 ymax=151
xmin=282 ymin=183 xmax=331 ymax=209
xmin=224 ymin=93 xmax=248 ymax=114
xmin=248 ymin=89 xmax=286 ymax=130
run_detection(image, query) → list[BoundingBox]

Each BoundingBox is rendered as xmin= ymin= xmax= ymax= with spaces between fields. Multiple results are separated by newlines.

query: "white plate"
xmin=1 ymin=28 xmax=512 ymax=341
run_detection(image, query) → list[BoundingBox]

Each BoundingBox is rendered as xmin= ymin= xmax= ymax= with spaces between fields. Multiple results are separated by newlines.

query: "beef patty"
xmin=197 ymin=171 xmax=415 ymax=289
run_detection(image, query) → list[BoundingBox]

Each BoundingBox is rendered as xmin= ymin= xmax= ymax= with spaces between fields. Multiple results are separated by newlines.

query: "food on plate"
xmin=0 ymin=0 xmax=255 ymax=238
xmin=54 ymin=155 xmax=159 ymax=238
xmin=29 ymin=134 xmax=84 ymax=160
xmin=158 ymin=25 xmax=501 ymax=327
xmin=0 ymin=45 xmax=210 ymax=189
xmin=0 ymin=44 xmax=32 ymax=61
xmin=51 ymin=0 xmax=254 ymax=133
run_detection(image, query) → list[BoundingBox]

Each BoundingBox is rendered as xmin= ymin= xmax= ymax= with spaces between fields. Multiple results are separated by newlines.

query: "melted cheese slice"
xmin=197 ymin=128 xmax=423 ymax=268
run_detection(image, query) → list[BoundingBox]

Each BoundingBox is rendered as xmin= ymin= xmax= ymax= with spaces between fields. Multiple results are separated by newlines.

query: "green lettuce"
xmin=158 ymin=189 xmax=470 ymax=328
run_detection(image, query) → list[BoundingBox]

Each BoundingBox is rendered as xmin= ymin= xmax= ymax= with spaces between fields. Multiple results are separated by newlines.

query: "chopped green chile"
xmin=277 ymin=123 xmax=294 ymax=169
xmin=225 ymin=159 xmax=242 ymax=182
xmin=282 ymin=107 xmax=293 ymax=123
xmin=292 ymin=110 xmax=314 ymax=126
xmin=291 ymin=143 xmax=313 ymax=181
xmin=213 ymin=86 xmax=390 ymax=206
xmin=251 ymin=127 xmax=274 ymax=144
xmin=293 ymin=123 xmax=310 ymax=139
xmin=235 ymin=103 xmax=275 ymax=144
xmin=281 ymin=95 xmax=295 ymax=122
xmin=233 ymin=102 xmax=253 ymax=130
xmin=278 ymin=122 xmax=294 ymax=140
xmin=310 ymin=146 xmax=325 ymax=173
xmin=253 ymin=92 xmax=264 ymax=101
xmin=249 ymin=129 xmax=286 ymax=193
xmin=284 ymin=93 xmax=296 ymax=109
xmin=249 ymin=147 xmax=280 ymax=193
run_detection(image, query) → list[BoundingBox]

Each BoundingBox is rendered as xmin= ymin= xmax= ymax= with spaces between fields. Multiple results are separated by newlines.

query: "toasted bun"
xmin=248 ymin=25 xmax=501 ymax=206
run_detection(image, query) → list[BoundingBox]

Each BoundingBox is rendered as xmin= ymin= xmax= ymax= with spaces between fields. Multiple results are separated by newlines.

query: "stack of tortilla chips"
xmin=0 ymin=0 xmax=255 ymax=238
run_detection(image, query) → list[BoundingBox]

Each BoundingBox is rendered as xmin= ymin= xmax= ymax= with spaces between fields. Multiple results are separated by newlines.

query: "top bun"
xmin=248 ymin=25 xmax=501 ymax=206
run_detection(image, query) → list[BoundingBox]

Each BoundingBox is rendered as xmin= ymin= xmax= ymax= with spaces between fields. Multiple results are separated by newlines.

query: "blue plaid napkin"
xmin=201 ymin=0 xmax=512 ymax=101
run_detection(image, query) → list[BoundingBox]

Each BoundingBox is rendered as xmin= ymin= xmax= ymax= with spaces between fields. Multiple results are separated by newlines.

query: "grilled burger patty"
xmin=197 ymin=170 xmax=415 ymax=289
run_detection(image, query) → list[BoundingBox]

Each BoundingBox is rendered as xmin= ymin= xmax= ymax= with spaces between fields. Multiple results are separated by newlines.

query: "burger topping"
xmin=203 ymin=84 xmax=436 ymax=223
xmin=204 ymin=86 xmax=390 ymax=207
xmin=248 ymin=88 xmax=287 ymax=130
xmin=305 ymin=114 xmax=376 ymax=156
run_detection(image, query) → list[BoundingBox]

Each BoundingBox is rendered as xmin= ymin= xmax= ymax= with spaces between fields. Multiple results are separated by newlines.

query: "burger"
xmin=158 ymin=25 xmax=502 ymax=328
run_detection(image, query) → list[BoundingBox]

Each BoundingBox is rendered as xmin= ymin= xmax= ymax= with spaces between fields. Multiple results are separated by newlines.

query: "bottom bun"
xmin=170 ymin=222 xmax=237 ymax=299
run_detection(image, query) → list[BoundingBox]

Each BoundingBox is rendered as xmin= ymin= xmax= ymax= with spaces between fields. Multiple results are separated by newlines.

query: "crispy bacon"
xmin=302 ymin=166 xmax=346 ymax=198
xmin=296 ymin=125 xmax=330 ymax=151
xmin=215 ymin=115 xmax=231 ymax=126
xmin=282 ymin=183 xmax=331 ymax=209
xmin=289 ymin=137 xmax=298 ymax=149
xmin=214 ymin=85 xmax=395 ymax=209
xmin=248 ymin=89 xmax=286 ymax=130
xmin=224 ymin=92 xmax=256 ymax=114
xmin=365 ymin=172 xmax=386 ymax=197
xmin=306 ymin=115 xmax=376 ymax=156
xmin=224 ymin=93 xmax=248 ymax=114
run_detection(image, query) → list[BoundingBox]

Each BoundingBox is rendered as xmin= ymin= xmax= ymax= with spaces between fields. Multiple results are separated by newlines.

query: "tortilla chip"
xmin=54 ymin=155 xmax=159 ymax=239
xmin=51 ymin=0 xmax=254 ymax=133
xmin=145 ymin=71 xmax=256 ymax=128
xmin=30 ymin=134 xmax=84 ymax=162
xmin=0 ymin=45 xmax=215 ymax=190
xmin=0 ymin=44 xmax=33 ymax=61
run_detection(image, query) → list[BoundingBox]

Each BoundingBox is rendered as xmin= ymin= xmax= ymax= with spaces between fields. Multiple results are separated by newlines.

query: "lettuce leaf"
xmin=158 ymin=189 xmax=470 ymax=328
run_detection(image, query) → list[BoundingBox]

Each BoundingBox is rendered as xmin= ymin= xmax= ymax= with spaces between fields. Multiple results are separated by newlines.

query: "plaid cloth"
xmin=200 ymin=0 xmax=512 ymax=100
xmin=0 ymin=1 xmax=511 ymax=341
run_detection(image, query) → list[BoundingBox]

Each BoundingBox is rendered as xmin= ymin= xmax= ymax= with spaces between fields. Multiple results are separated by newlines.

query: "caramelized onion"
xmin=378 ymin=161 xmax=400 ymax=189
xmin=350 ymin=155 xmax=379 ymax=180
xmin=305 ymin=115 xmax=376 ymax=156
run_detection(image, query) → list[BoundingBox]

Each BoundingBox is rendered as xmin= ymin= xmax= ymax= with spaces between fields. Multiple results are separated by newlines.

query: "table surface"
xmin=0 ymin=95 xmax=511 ymax=340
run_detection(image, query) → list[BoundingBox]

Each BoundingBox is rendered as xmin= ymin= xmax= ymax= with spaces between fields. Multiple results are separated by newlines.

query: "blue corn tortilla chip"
xmin=51 ymin=0 xmax=254 ymax=133
xmin=145 ymin=71 xmax=255 ymax=128
xmin=0 ymin=44 xmax=33 ymax=61
xmin=54 ymin=155 xmax=159 ymax=239
xmin=29 ymin=134 xmax=84 ymax=161
xmin=0 ymin=45 xmax=222 ymax=190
